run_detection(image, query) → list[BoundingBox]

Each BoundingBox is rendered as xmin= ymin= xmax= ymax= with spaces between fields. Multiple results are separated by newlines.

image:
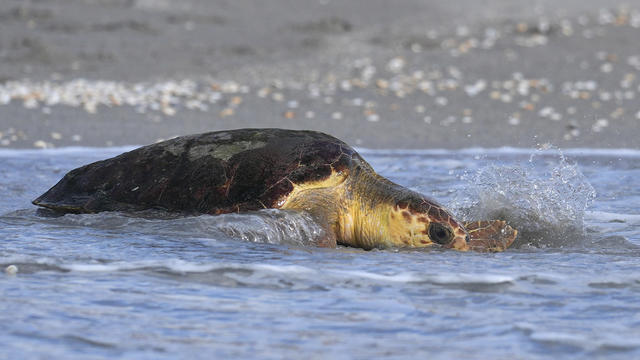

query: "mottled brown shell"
xmin=33 ymin=129 xmax=360 ymax=214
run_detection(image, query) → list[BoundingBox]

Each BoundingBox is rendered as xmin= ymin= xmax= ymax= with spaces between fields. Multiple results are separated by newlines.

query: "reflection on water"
xmin=1 ymin=147 xmax=639 ymax=359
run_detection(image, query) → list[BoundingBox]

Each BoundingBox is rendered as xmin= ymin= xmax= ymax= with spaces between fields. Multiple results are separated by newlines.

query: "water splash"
xmin=7 ymin=208 xmax=327 ymax=247
xmin=210 ymin=209 xmax=326 ymax=246
xmin=454 ymin=149 xmax=596 ymax=248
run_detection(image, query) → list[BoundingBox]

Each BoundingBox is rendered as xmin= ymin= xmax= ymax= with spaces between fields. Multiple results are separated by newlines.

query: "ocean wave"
xmin=358 ymin=147 xmax=640 ymax=158
xmin=2 ymin=257 xmax=516 ymax=288
xmin=586 ymin=211 xmax=640 ymax=223
xmin=1 ymin=258 xmax=316 ymax=276
xmin=515 ymin=322 xmax=640 ymax=352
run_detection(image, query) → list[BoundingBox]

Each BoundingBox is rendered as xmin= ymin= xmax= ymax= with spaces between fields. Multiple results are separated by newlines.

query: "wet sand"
xmin=0 ymin=0 xmax=639 ymax=149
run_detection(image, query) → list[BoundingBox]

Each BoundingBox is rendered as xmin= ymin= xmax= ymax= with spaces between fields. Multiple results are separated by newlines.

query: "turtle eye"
xmin=428 ymin=223 xmax=453 ymax=245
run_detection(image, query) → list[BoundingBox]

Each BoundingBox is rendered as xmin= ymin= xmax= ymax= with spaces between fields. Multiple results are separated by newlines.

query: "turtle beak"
xmin=448 ymin=234 xmax=470 ymax=251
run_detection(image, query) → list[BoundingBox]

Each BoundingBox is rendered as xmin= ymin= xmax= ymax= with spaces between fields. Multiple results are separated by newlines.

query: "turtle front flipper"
xmin=464 ymin=220 xmax=517 ymax=252
xmin=280 ymin=186 xmax=343 ymax=248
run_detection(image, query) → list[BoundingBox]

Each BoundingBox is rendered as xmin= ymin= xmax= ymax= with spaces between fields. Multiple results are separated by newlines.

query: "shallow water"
xmin=1 ymin=147 xmax=639 ymax=359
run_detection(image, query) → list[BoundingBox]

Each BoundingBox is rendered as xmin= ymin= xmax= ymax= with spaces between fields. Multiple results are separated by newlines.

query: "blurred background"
xmin=3 ymin=3 xmax=640 ymax=359
xmin=1 ymin=0 xmax=639 ymax=149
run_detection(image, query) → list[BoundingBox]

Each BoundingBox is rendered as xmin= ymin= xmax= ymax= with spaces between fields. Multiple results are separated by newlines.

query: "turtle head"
xmin=387 ymin=198 xmax=469 ymax=251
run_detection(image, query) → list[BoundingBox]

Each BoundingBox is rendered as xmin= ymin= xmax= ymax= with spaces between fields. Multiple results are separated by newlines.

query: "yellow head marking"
xmin=385 ymin=203 xmax=469 ymax=251
xmin=386 ymin=205 xmax=435 ymax=247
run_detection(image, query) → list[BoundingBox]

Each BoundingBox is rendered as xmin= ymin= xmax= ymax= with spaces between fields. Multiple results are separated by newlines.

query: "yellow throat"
xmin=280 ymin=162 xmax=469 ymax=251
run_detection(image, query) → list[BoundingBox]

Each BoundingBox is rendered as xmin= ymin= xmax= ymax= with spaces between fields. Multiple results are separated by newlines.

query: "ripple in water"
xmin=454 ymin=149 xmax=597 ymax=248
xmin=2 ymin=147 xmax=640 ymax=359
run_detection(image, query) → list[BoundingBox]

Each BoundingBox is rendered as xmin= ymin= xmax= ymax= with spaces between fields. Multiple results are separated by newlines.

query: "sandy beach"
xmin=1 ymin=0 xmax=639 ymax=149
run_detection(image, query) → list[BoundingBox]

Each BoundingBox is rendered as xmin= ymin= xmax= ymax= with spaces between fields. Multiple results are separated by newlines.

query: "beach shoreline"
xmin=1 ymin=0 xmax=639 ymax=149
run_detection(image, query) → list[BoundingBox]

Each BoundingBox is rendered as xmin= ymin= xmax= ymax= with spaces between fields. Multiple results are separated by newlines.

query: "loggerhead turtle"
xmin=33 ymin=129 xmax=516 ymax=252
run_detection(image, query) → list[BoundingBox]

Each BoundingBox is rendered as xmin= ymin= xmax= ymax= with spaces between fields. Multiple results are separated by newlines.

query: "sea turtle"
xmin=33 ymin=128 xmax=516 ymax=251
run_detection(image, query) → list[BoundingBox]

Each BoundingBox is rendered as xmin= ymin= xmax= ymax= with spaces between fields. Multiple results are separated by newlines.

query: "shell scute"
xmin=33 ymin=129 xmax=360 ymax=215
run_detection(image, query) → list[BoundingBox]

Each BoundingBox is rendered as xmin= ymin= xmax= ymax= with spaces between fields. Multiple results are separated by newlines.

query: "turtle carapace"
xmin=33 ymin=129 xmax=517 ymax=251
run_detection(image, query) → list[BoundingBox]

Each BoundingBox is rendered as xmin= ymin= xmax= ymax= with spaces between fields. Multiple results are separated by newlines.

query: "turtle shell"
xmin=33 ymin=129 xmax=362 ymax=214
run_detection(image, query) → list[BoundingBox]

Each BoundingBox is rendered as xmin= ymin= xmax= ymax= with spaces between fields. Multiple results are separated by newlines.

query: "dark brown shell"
xmin=33 ymin=129 xmax=360 ymax=214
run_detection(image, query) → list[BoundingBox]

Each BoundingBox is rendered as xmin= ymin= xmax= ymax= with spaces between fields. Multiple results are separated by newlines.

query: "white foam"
xmin=526 ymin=328 xmax=640 ymax=351
xmin=62 ymin=262 xmax=140 ymax=272
xmin=330 ymin=270 xmax=514 ymax=285
xmin=252 ymin=264 xmax=316 ymax=274
xmin=422 ymin=273 xmax=515 ymax=285
xmin=59 ymin=259 xmax=317 ymax=275
xmin=5 ymin=254 xmax=515 ymax=287
xmin=333 ymin=270 xmax=422 ymax=283
xmin=61 ymin=259 xmax=219 ymax=273
xmin=528 ymin=331 xmax=590 ymax=346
